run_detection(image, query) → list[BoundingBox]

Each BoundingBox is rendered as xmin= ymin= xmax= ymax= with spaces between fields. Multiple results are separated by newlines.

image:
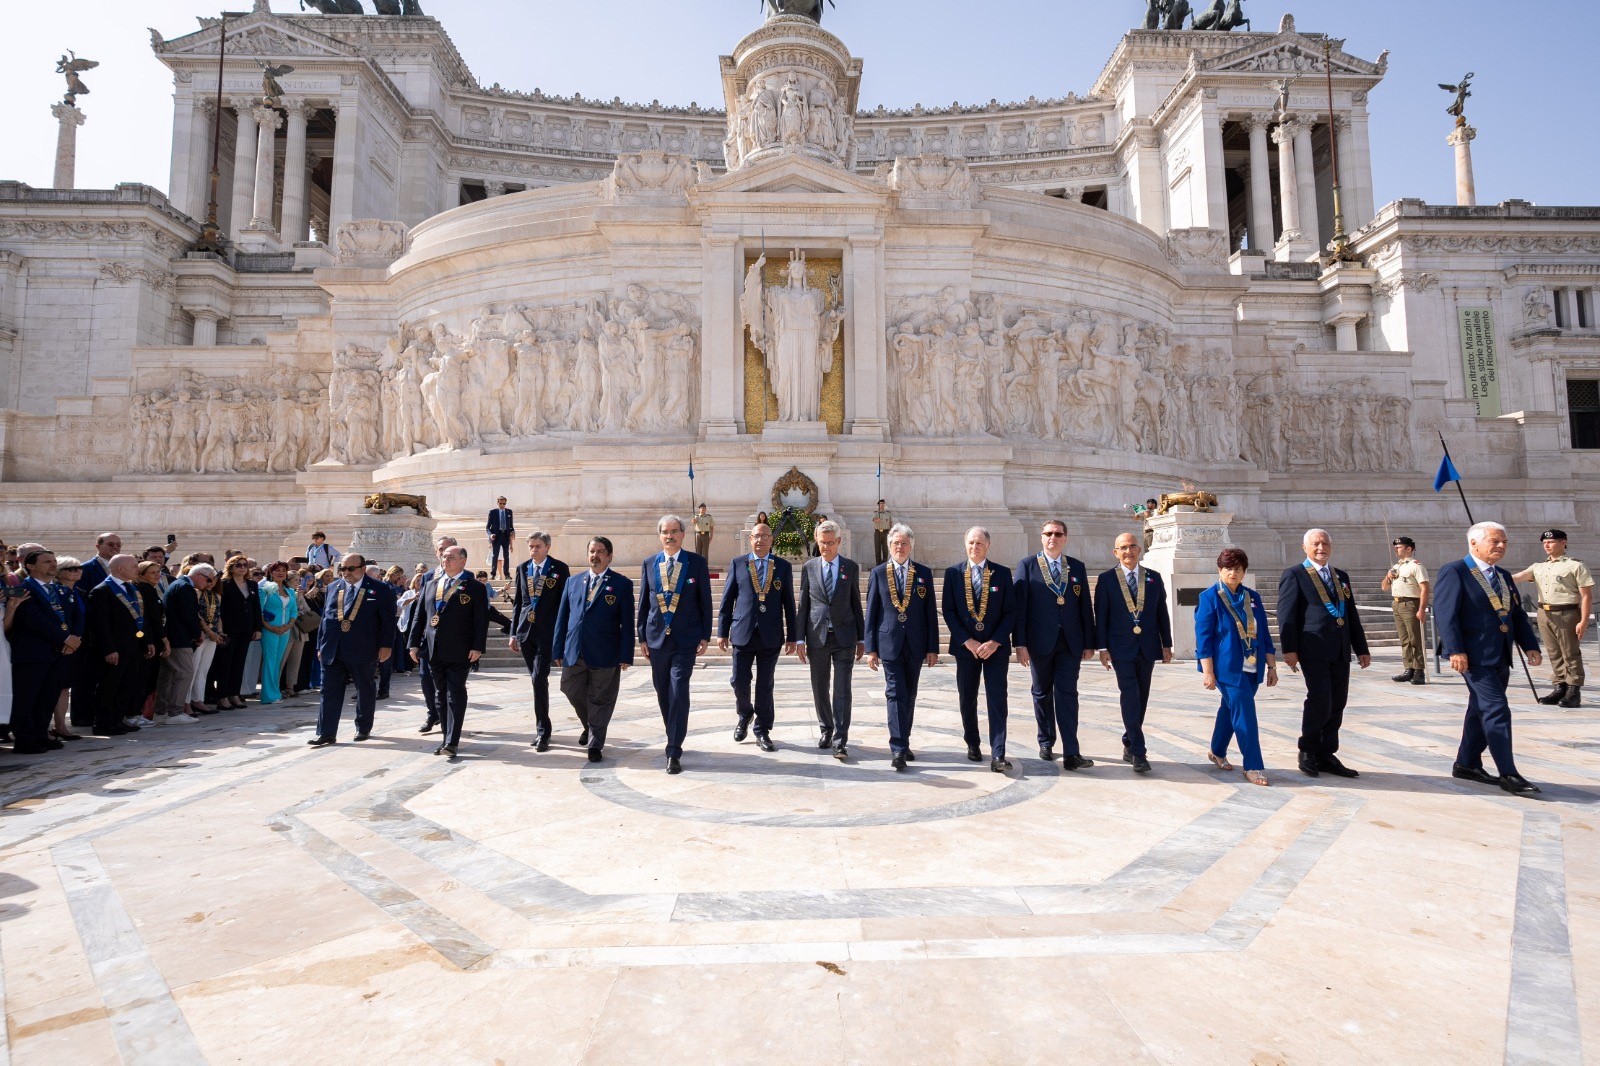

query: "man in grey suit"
xmin=796 ymin=519 xmax=865 ymax=760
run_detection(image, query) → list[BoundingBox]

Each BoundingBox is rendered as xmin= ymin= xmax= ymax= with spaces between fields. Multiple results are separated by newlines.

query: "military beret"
xmin=1540 ymin=529 xmax=1568 ymax=541
xmin=1392 ymin=536 xmax=1415 ymax=548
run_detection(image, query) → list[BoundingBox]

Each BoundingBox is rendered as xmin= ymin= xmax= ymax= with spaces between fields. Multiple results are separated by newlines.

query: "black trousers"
xmin=1297 ymin=656 xmax=1351 ymax=758
xmin=521 ymin=638 xmax=555 ymax=734
xmin=1458 ymin=662 xmax=1519 ymax=777
xmin=315 ymin=656 xmax=376 ymax=739
xmin=955 ymin=648 xmax=1008 ymax=757
xmin=71 ymin=654 xmax=101 ymax=726
xmin=806 ymin=639 xmax=854 ymax=743
xmin=430 ymin=660 xmax=471 ymax=747
xmin=882 ymin=655 xmax=924 ymax=756
xmin=1111 ymin=656 xmax=1156 ymax=757
xmin=419 ymin=657 xmax=438 ymax=724
xmin=1028 ymin=632 xmax=1083 ymax=755
xmin=649 ymin=647 xmax=694 ymax=759
xmin=732 ymin=640 xmax=781 ymax=732
xmin=560 ymin=659 xmax=620 ymax=749
xmin=95 ymin=652 xmax=143 ymax=730
xmin=211 ymin=637 xmax=250 ymax=701
xmin=10 ymin=659 xmax=64 ymax=751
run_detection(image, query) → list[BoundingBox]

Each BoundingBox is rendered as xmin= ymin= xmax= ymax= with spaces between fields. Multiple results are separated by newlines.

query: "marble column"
xmin=280 ymin=99 xmax=310 ymax=243
xmin=1201 ymin=105 xmax=1229 ymax=232
xmin=328 ymin=99 xmax=359 ymax=235
xmin=1246 ymin=112 xmax=1275 ymax=251
xmin=228 ymin=101 xmax=259 ymax=241
xmin=192 ymin=311 xmax=220 ymax=347
xmin=1332 ymin=114 xmax=1356 ymax=233
xmin=1293 ymin=118 xmax=1320 ymax=250
xmin=1562 ymin=288 xmax=1580 ymax=332
xmin=846 ymin=233 xmax=887 ymax=438
xmin=51 ymin=103 xmax=86 ymax=189
xmin=186 ymin=99 xmax=217 ymax=221
xmin=168 ymin=88 xmax=196 ymax=214
xmin=1131 ymin=127 xmax=1167 ymax=233
xmin=1272 ymin=119 xmax=1301 ymax=241
xmin=1347 ymin=95 xmax=1376 ymax=225
xmin=249 ymin=105 xmax=283 ymax=231
xmin=1448 ymin=124 xmax=1478 ymax=207
xmin=699 ymin=233 xmax=742 ymax=437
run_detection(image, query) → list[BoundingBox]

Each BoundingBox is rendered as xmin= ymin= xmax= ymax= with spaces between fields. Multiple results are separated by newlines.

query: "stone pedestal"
xmin=347 ymin=509 xmax=437 ymax=574
xmin=51 ymin=103 xmax=86 ymax=189
xmin=1448 ymin=124 xmax=1477 ymax=207
xmin=1142 ymin=510 xmax=1240 ymax=660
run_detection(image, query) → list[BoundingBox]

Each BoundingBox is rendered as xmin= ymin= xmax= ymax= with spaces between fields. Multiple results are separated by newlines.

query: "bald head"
xmin=108 ymin=554 xmax=139 ymax=581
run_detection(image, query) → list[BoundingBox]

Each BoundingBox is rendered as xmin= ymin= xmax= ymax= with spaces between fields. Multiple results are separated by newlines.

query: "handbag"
xmin=296 ymin=598 xmax=322 ymax=634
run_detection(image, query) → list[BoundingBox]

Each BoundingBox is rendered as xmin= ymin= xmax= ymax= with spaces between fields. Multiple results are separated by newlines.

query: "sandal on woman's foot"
xmin=1207 ymin=751 xmax=1234 ymax=772
xmin=1244 ymin=770 xmax=1269 ymax=787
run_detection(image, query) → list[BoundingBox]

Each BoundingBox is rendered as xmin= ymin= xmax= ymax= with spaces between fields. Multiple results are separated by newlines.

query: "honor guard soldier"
xmin=1380 ymin=537 xmax=1430 ymax=685
xmin=309 ymin=553 xmax=397 ymax=747
xmin=551 ymin=537 xmax=635 ymax=762
xmin=719 ymin=521 xmax=798 ymax=751
xmin=1277 ymin=529 xmax=1371 ymax=779
xmin=1512 ymin=528 xmax=1592 ymax=708
xmin=1014 ymin=520 xmax=1097 ymax=768
xmin=408 ymin=546 xmax=489 ymax=758
xmin=693 ymin=504 xmax=715 ymax=560
xmin=865 ymin=523 xmax=939 ymax=771
xmin=1095 ymin=533 xmax=1173 ymax=774
xmin=510 ymin=531 xmax=571 ymax=749
xmin=638 ymin=514 xmax=712 ymax=774
xmin=942 ymin=527 xmax=1015 ymax=772
xmin=871 ymin=500 xmax=893 ymax=566
xmin=797 ymin=520 xmax=865 ymax=759
xmin=1436 ymin=521 xmax=1544 ymax=794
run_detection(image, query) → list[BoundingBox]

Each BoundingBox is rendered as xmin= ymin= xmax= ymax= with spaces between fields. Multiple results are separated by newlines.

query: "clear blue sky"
xmin=3 ymin=0 xmax=1595 ymax=210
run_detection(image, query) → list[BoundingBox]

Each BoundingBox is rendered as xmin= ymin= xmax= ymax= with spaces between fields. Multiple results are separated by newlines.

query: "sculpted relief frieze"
xmin=131 ymin=366 xmax=329 ymax=475
xmin=727 ymin=69 xmax=854 ymax=169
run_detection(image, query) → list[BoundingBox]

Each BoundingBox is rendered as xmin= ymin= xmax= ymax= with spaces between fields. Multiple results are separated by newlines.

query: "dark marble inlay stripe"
xmin=1504 ymin=811 xmax=1583 ymax=1066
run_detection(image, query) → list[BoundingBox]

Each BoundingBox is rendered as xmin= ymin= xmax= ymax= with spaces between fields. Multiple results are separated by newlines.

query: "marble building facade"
xmin=0 ymin=5 xmax=1597 ymax=570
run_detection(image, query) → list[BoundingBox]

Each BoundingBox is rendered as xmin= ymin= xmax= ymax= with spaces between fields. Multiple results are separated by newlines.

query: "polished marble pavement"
xmin=0 ymin=653 xmax=1594 ymax=1065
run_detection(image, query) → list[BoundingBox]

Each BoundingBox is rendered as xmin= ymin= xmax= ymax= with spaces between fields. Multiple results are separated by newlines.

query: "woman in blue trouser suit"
xmin=1195 ymin=547 xmax=1278 ymax=786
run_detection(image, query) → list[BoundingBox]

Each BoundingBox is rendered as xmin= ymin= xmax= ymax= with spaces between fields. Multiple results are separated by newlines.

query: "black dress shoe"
xmin=904 ymin=750 xmax=916 ymax=762
xmin=376 ymin=691 xmax=390 ymax=701
xmin=587 ymin=747 xmax=603 ymax=762
xmin=1391 ymin=669 xmax=1415 ymax=683
xmin=534 ymin=733 xmax=550 ymax=752
xmin=444 ymin=746 xmax=459 ymax=760
xmin=1298 ymin=753 xmax=1321 ymax=777
xmin=755 ymin=733 xmax=777 ymax=752
xmin=1062 ymin=754 xmax=1094 ymax=771
xmin=733 ymin=715 xmax=752 ymax=742
xmin=991 ymin=757 xmax=1012 ymax=773
xmin=353 ymin=732 xmax=372 ymax=742
xmin=1499 ymin=774 xmax=1542 ymax=796
xmin=1451 ymin=763 xmax=1501 ymax=785
xmin=1132 ymin=755 xmax=1152 ymax=774
xmin=667 ymin=757 xmax=683 ymax=775
xmin=432 ymin=744 xmax=445 ymax=756
xmin=967 ymin=745 xmax=983 ymax=762
xmin=891 ymin=752 xmax=907 ymax=772
xmin=817 ymin=732 xmax=833 ymax=750
xmin=420 ymin=720 xmax=437 ymax=734
xmin=579 ymin=728 xmax=591 ymax=747
xmin=1121 ymin=745 xmax=1133 ymax=764
xmin=833 ymin=744 xmax=848 ymax=761
xmin=307 ymin=736 xmax=335 ymax=747
xmin=1318 ymin=756 xmax=1359 ymax=778
xmin=1538 ymin=684 xmax=1568 ymax=706
xmin=1038 ymin=746 xmax=1054 ymax=761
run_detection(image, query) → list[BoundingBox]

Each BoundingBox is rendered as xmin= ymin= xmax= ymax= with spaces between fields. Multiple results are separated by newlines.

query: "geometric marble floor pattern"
xmin=1 ymin=653 xmax=1594 ymax=1064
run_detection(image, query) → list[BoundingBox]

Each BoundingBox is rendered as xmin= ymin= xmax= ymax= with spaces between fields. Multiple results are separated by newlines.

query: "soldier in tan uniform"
xmin=1380 ymin=536 xmax=1430 ymax=685
xmin=1512 ymin=529 xmax=1592 ymax=708
xmin=692 ymin=504 xmax=715 ymax=560
xmin=871 ymin=500 xmax=893 ymax=566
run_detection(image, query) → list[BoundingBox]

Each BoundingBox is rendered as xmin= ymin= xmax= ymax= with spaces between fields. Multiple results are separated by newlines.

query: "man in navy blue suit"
xmin=1095 ymin=533 xmax=1173 ymax=774
xmin=8 ymin=550 xmax=80 ymax=754
xmin=865 ymin=523 xmax=939 ymax=771
xmin=407 ymin=546 xmax=489 ymax=759
xmin=485 ymin=496 xmax=515 ymax=580
xmin=309 ymin=553 xmax=398 ymax=746
xmin=1435 ymin=521 xmax=1544 ymax=795
xmin=942 ymin=526 xmax=1014 ymax=772
xmin=1277 ymin=528 xmax=1370 ymax=778
xmin=510 ymin=530 xmax=571 ymax=750
xmin=637 ymin=514 xmax=712 ymax=774
xmin=1014 ymin=519 xmax=1097 ymax=769
xmin=552 ymin=537 xmax=635 ymax=762
xmin=719 ymin=521 xmax=798 ymax=752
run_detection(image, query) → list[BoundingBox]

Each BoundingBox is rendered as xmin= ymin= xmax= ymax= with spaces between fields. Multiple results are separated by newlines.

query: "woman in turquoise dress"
xmin=256 ymin=561 xmax=299 ymax=705
xmin=1195 ymin=547 xmax=1279 ymax=786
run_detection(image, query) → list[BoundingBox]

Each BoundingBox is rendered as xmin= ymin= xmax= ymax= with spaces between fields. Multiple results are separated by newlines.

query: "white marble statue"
xmin=742 ymin=252 xmax=845 ymax=424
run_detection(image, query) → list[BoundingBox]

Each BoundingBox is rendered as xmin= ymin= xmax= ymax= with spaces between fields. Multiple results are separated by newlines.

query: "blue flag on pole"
xmin=1433 ymin=452 xmax=1461 ymax=492
xmin=688 ymin=459 xmax=695 ymax=481
xmin=876 ymin=460 xmax=882 ymax=479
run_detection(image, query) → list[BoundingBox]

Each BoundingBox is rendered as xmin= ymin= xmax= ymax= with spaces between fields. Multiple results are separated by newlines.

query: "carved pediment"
xmin=158 ymin=14 xmax=360 ymax=62
xmin=692 ymin=150 xmax=888 ymax=198
xmin=1200 ymin=34 xmax=1384 ymax=78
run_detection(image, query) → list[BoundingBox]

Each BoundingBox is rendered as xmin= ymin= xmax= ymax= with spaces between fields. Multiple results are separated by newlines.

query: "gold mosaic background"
xmin=743 ymin=254 xmax=846 ymax=435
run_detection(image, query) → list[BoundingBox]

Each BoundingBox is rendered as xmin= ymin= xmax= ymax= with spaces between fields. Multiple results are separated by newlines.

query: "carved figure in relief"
xmin=808 ymin=89 xmax=836 ymax=151
xmin=744 ymin=252 xmax=845 ymax=424
xmin=779 ymin=76 xmax=808 ymax=146
xmin=751 ymin=79 xmax=781 ymax=148
xmin=597 ymin=319 xmax=641 ymax=431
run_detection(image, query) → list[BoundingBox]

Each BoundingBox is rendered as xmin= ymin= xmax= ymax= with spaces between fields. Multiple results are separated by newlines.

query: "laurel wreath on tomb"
xmin=770 ymin=507 xmax=816 ymax=560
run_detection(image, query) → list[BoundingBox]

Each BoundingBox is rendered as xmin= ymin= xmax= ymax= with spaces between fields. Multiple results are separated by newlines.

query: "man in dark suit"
xmin=510 ymin=530 xmax=571 ymax=750
xmin=486 ymin=496 xmax=515 ymax=580
xmin=87 ymin=555 xmax=157 ymax=736
xmin=1277 ymin=528 xmax=1371 ymax=778
xmin=943 ymin=526 xmax=1015 ymax=772
xmin=309 ymin=553 xmax=398 ymax=746
xmin=637 ymin=514 xmax=712 ymax=774
xmin=797 ymin=519 xmax=864 ymax=759
xmin=408 ymin=546 xmax=489 ymax=758
xmin=72 ymin=532 xmax=121 ymax=727
xmin=719 ymin=521 xmax=798 ymax=751
xmin=865 ymin=523 xmax=939 ymax=771
xmin=8 ymin=550 xmax=80 ymax=753
xmin=1436 ymin=521 xmax=1544 ymax=795
xmin=79 ymin=532 xmax=121 ymax=591
xmin=552 ymin=537 xmax=635 ymax=762
xmin=417 ymin=534 xmax=457 ymax=735
xmin=1095 ymin=533 xmax=1174 ymax=775
xmin=1014 ymin=520 xmax=1097 ymax=769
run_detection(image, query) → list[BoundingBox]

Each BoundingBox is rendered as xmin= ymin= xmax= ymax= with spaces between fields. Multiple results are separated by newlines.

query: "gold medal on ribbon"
xmin=429 ymin=614 xmax=441 ymax=627
xmin=1038 ymin=554 xmax=1069 ymax=608
xmin=888 ymin=563 xmax=912 ymax=623
xmin=1303 ymin=562 xmax=1349 ymax=629
xmin=748 ymin=556 xmax=774 ymax=614
xmin=1468 ymin=565 xmax=1514 ymax=634
xmin=1117 ymin=567 xmax=1147 ymax=638
xmin=964 ymin=567 xmax=991 ymax=635
xmin=1215 ymin=583 xmax=1260 ymax=675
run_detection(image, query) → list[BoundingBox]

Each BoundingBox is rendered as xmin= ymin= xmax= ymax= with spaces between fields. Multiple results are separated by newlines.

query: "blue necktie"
xmin=972 ymin=566 xmax=983 ymax=596
xmin=1050 ymin=559 xmax=1061 ymax=583
xmin=1487 ymin=566 xmax=1503 ymax=596
xmin=1127 ymin=570 xmax=1138 ymax=594
xmin=895 ymin=565 xmax=906 ymax=595
xmin=824 ymin=562 xmax=836 ymax=598
xmin=1319 ymin=566 xmax=1332 ymax=588
xmin=757 ymin=557 xmax=766 ymax=585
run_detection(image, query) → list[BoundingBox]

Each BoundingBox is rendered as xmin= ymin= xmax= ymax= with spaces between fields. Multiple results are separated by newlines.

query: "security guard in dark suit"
xmin=865 ymin=523 xmax=939 ymax=771
xmin=718 ymin=522 xmax=798 ymax=751
xmin=942 ymin=526 xmax=1015 ymax=772
xmin=510 ymin=531 xmax=571 ymax=750
xmin=1435 ymin=521 xmax=1544 ymax=795
xmin=1094 ymin=533 xmax=1174 ymax=774
xmin=551 ymin=537 xmax=634 ymax=762
xmin=637 ymin=514 xmax=713 ymax=774
xmin=1013 ymin=520 xmax=1097 ymax=769
xmin=310 ymin=553 xmax=398 ymax=746
xmin=408 ymin=546 xmax=489 ymax=758
xmin=1277 ymin=529 xmax=1370 ymax=778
